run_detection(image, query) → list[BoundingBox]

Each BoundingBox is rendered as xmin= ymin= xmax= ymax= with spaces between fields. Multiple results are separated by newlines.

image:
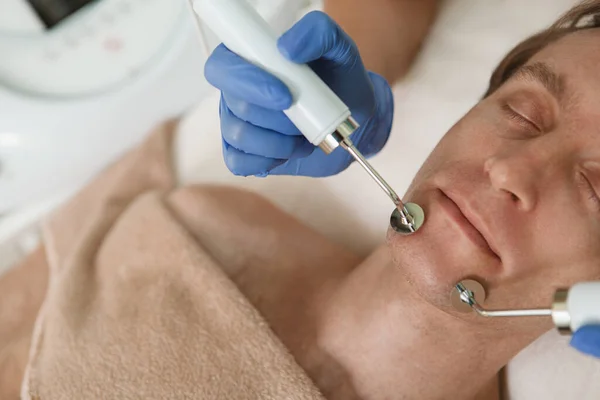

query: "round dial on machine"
xmin=0 ymin=0 xmax=187 ymax=97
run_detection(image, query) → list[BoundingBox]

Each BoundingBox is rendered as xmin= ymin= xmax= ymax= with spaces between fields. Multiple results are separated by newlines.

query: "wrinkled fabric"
xmin=0 ymin=121 xmax=324 ymax=400
xmin=0 ymin=247 xmax=49 ymax=400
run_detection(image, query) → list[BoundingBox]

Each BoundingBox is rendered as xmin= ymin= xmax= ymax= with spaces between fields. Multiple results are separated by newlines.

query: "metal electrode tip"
xmin=451 ymin=279 xmax=487 ymax=313
xmin=390 ymin=203 xmax=425 ymax=235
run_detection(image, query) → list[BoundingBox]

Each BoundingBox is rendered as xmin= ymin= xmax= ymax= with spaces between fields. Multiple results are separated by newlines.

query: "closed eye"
xmin=501 ymin=103 xmax=541 ymax=135
xmin=578 ymin=172 xmax=600 ymax=212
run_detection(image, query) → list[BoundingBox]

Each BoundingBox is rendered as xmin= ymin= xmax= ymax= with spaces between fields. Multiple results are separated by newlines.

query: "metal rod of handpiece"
xmin=457 ymin=283 xmax=552 ymax=318
xmin=340 ymin=140 xmax=416 ymax=230
xmin=472 ymin=304 xmax=552 ymax=317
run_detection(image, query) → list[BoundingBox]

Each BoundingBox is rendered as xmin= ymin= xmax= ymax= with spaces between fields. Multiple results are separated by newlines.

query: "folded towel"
xmin=1 ymin=121 xmax=324 ymax=400
xmin=0 ymin=247 xmax=48 ymax=400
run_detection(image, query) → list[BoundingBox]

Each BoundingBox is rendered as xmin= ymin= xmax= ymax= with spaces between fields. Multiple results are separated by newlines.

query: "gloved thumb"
xmin=570 ymin=325 xmax=600 ymax=358
xmin=277 ymin=11 xmax=363 ymax=72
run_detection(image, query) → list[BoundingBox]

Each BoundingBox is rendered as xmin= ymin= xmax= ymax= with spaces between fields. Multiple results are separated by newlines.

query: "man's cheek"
xmin=419 ymin=125 xmax=490 ymax=173
xmin=446 ymin=107 xmax=505 ymax=150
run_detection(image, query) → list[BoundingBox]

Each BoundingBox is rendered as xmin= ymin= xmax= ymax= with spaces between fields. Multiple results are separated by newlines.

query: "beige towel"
xmin=0 ymin=121 xmax=325 ymax=400
xmin=0 ymin=248 xmax=49 ymax=400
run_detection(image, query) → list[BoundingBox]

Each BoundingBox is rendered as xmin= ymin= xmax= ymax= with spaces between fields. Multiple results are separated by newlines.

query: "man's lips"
xmin=438 ymin=189 xmax=501 ymax=260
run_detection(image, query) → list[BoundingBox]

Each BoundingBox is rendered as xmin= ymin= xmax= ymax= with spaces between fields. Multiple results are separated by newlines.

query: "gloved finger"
xmin=353 ymin=72 xmax=394 ymax=157
xmin=570 ymin=325 xmax=600 ymax=358
xmin=221 ymin=99 xmax=314 ymax=159
xmin=205 ymin=44 xmax=293 ymax=110
xmin=222 ymin=92 xmax=301 ymax=136
xmin=222 ymin=140 xmax=286 ymax=177
xmin=269 ymin=145 xmax=353 ymax=177
xmin=277 ymin=11 xmax=361 ymax=70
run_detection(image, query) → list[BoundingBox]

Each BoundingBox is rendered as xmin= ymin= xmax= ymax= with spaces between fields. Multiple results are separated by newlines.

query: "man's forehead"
xmin=509 ymin=30 xmax=600 ymax=106
xmin=531 ymin=28 xmax=600 ymax=76
xmin=510 ymin=62 xmax=564 ymax=102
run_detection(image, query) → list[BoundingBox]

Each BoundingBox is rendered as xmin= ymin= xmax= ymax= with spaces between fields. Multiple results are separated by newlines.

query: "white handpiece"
xmin=564 ymin=282 xmax=600 ymax=332
xmin=191 ymin=0 xmax=425 ymax=232
xmin=192 ymin=0 xmax=357 ymax=153
xmin=550 ymin=281 xmax=600 ymax=334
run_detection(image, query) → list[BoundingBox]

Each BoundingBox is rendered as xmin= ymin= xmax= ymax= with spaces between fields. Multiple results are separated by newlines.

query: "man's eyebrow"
xmin=510 ymin=62 xmax=565 ymax=102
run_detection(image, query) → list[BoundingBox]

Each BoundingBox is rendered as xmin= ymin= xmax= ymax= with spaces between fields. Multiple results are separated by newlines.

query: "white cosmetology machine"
xmin=0 ymin=0 xmax=308 ymax=272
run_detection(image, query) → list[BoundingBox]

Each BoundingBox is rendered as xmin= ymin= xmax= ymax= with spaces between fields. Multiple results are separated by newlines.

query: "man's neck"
xmin=310 ymin=246 xmax=546 ymax=400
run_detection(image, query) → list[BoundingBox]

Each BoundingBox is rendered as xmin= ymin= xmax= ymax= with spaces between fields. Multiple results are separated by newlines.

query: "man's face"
xmin=388 ymin=29 xmax=600 ymax=321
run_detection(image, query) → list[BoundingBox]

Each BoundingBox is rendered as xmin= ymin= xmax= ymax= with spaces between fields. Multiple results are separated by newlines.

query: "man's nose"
xmin=484 ymin=151 xmax=541 ymax=212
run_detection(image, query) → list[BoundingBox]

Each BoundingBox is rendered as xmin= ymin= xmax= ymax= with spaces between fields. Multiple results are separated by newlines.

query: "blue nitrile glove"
xmin=571 ymin=325 xmax=600 ymax=358
xmin=204 ymin=11 xmax=394 ymax=177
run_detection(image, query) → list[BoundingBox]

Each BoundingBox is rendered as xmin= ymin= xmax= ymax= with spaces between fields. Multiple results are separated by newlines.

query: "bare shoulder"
xmin=165 ymin=184 xmax=361 ymax=290
xmin=167 ymin=184 xmax=307 ymax=236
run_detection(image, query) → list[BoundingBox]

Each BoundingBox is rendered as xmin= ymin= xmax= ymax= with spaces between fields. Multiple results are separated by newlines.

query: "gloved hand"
xmin=204 ymin=11 xmax=394 ymax=177
xmin=571 ymin=325 xmax=600 ymax=358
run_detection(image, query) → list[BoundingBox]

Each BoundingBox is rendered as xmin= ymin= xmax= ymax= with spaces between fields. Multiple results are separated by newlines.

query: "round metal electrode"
xmin=390 ymin=203 xmax=425 ymax=235
xmin=451 ymin=279 xmax=487 ymax=313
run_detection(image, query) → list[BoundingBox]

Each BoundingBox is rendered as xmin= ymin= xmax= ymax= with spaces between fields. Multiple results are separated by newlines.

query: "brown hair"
xmin=485 ymin=0 xmax=600 ymax=97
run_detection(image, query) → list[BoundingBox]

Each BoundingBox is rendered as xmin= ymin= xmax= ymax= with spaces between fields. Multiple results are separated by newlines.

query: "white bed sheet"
xmin=175 ymin=0 xmax=600 ymax=398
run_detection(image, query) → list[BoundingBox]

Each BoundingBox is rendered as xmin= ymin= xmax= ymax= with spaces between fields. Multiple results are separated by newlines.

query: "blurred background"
xmin=0 ymin=0 xmax=309 ymax=271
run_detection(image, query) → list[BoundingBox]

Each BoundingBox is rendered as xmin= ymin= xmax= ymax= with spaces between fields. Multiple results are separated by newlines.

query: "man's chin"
xmin=385 ymin=219 xmax=494 ymax=314
xmin=386 ymin=236 xmax=453 ymax=310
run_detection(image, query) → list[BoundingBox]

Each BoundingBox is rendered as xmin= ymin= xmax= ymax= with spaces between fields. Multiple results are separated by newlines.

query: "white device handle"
xmin=192 ymin=0 xmax=353 ymax=150
xmin=567 ymin=281 xmax=600 ymax=332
